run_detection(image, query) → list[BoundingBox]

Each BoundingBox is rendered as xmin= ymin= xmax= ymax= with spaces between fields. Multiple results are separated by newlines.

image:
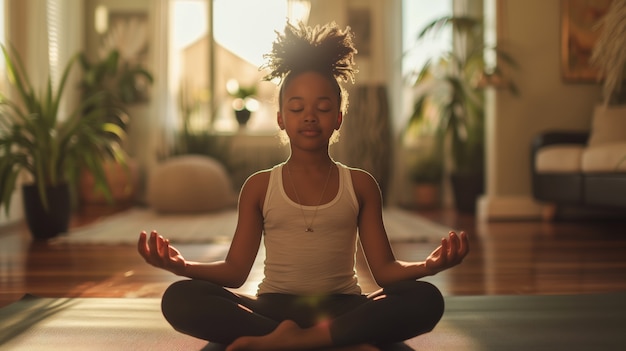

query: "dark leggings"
xmin=161 ymin=279 xmax=444 ymax=347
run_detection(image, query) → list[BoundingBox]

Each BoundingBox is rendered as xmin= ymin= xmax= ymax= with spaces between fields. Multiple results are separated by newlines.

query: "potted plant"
xmin=408 ymin=149 xmax=444 ymax=209
xmin=405 ymin=15 xmax=518 ymax=213
xmin=170 ymin=80 xmax=234 ymax=170
xmin=76 ymin=49 xmax=153 ymax=205
xmin=226 ymin=79 xmax=259 ymax=127
xmin=0 ymin=44 xmax=126 ymax=240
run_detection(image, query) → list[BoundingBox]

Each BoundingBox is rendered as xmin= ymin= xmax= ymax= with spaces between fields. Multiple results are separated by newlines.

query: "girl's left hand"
xmin=425 ymin=231 xmax=469 ymax=274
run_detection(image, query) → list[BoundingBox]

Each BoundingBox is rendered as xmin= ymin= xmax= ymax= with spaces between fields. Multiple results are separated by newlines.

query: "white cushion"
xmin=581 ymin=142 xmax=626 ymax=172
xmin=535 ymin=145 xmax=584 ymax=173
xmin=147 ymin=155 xmax=238 ymax=213
xmin=587 ymin=104 xmax=626 ymax=147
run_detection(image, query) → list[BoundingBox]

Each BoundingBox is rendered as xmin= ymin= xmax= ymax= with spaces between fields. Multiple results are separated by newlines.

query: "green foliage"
xmin=77 ymin=50 xmax=130 ymax=134
xmin=78 ymin=49 xmax=154 ymax=134
xmin=79 ymin=49 xmax=154 ymax=105
xmin=0 ymin=43 xmax=127 ymax=215
xmin=405 ymin=15 xmax=518 ymax=174
xmin=228 ymin=84 xmax=257 ymax=100
xmin=409 ymin=153 xmax=444 ymax=184
xmin=168 ymin=80 xmax=236 ymax=173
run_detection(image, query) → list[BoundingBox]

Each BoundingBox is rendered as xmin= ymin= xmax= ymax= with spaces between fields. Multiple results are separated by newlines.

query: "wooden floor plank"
xmin=1 ymin=206 xmax=626 ymax=309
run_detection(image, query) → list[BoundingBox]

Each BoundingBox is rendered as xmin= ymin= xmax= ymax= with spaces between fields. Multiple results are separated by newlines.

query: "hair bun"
xmin=261 ymin=21 xmax=358 ymax=83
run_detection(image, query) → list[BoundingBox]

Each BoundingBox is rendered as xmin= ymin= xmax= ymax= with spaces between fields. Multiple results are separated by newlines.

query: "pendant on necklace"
xmin=305 ymin=227 xmax=314 ymax=232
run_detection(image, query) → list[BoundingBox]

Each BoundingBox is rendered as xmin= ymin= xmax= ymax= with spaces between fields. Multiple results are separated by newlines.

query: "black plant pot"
xmin=22 ymin=183 xmax=71 ymax=240
xmin=234 ymin=108 xmax=251 ymax=127
xmin=450 ymin=172 xmax=485 ymax=214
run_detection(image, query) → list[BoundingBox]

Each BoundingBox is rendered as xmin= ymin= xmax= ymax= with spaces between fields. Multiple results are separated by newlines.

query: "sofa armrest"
xmin=531 ymin=131 xmax=589 ymax=171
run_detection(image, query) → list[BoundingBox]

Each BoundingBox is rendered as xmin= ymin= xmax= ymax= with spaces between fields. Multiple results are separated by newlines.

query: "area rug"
xmin=52 ymin=207 xmax=455 ymax=245
xmin=1 ymin=292 xmax=624 ymax=351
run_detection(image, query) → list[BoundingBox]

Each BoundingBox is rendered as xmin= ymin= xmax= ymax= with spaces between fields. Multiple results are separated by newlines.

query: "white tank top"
xmin=257 ymin=162 xmax=362 ymax=295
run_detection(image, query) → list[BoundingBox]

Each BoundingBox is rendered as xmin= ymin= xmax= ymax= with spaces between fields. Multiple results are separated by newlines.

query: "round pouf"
xmin=147 ymin=155 xmax=238 ymax=213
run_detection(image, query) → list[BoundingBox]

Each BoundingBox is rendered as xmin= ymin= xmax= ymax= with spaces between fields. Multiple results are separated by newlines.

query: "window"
xmin=400 ymin=0 xmax=452 ymax=135
xmin=172 ymin=0 xmax=310 ymax=134
xmin=402 ymin=0 xmax=452 ymax=76
xmin=171 ymin=1 xmax=454 ymax=138
xmin=172 ymin=0 xmax=211 ymax=133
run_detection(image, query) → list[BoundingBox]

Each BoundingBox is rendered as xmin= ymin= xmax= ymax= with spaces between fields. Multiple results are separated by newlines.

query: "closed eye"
xmin=317 ymin=100 xmax=333 ymax=112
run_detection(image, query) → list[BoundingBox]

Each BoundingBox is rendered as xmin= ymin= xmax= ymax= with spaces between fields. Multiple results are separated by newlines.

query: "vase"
xmin=234 ymin=108 xmax=252 ymax=127
xmin=79 ymin=158 xmax=139 ymax=205
xmin=22 ymin=183 xmax=71 ymax=240
xmin=413 ymin=183 xmax=441 ymax=209
xmin=450 ymin=171 xmax=485 ymax=213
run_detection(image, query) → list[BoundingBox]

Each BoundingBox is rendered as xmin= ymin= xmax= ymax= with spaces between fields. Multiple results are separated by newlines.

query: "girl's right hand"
xmin=138 ymin=230 xmax=187 ymax=275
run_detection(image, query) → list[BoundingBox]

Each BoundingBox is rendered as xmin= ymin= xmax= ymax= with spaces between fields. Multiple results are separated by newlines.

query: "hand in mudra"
xmin=138 ymin=231 xmax=187 ymax=275
xmin=425 ymin=231 xmax=469 ymax=274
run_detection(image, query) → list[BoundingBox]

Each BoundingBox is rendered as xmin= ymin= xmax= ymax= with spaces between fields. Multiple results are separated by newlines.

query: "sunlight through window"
xmin=402 ymin=0 xmax=452 ymax=76
xmin=214 ymin=0 xmax=288 ymax=67
xmin=173 ymin=1 xmax=208 ymax=51
xmin=172 ymin=0 xmax=310 ymax=133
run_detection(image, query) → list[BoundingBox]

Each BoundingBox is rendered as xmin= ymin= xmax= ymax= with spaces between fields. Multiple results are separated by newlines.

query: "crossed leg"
xmin=161 ymin=280 xmax=444 ymax=350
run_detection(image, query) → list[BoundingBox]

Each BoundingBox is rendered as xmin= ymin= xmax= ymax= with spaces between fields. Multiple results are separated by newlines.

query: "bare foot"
xmin=225 ymin=320 xmax=380 ymax=351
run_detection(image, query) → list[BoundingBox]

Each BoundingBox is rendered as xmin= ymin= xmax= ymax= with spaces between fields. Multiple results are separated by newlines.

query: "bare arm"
xmin=352 ymin=170 xmax=469 ymax=287
xmin=138 ymin=171 xmax=268 ymax=288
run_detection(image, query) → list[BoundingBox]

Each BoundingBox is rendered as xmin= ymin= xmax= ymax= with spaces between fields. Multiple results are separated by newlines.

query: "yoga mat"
xmin=0 ymin=294 xmax=207 ymax=351
xmin=406 ymin=292 xmax=626 ymax=350
xmin=2 ymin=292 xmax=625 ymax=351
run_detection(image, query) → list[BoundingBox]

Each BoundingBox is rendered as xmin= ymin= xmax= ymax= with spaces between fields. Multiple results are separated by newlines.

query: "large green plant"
xmin=78 ymin=49 xmax=154 ymax=134
xmin=0 ymin=44 xmax=127 ymax=214
xmin=405 ymin=16 xmax=518 ymax=174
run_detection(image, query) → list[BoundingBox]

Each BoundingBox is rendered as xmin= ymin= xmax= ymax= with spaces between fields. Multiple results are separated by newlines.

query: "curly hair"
xmin=261 ymin=21 xmax=358 ymax=84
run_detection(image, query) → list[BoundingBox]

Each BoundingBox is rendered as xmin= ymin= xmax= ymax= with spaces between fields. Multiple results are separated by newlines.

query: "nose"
xmin=303 ymin=108 xmax=318 ymax=123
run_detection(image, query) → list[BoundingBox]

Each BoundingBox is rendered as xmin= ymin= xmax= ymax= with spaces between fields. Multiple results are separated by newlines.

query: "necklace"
xmin=286 ymin=162 xmax=334 ymax=232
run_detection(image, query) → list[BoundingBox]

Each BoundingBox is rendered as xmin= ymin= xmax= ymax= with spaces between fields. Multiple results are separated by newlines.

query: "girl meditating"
xmin=138 ymin=21 xmax=469 ymax=351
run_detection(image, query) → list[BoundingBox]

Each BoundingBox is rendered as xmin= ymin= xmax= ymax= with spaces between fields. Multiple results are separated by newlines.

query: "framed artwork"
xmin=561 ymin=0 xmax=613 ymax=82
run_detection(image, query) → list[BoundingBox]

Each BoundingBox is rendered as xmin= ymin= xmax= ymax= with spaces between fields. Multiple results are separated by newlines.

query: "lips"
xmin=300 ymin=128 xmax=322 ymax=137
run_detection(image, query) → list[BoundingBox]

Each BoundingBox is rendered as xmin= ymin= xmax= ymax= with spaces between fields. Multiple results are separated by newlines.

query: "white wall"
xmin=479 ymin=0 xmax=602 ymax=219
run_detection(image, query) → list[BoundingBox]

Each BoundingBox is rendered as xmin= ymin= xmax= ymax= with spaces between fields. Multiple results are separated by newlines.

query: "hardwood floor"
xmin=1 ymin=205 xmax=626 ymax=309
